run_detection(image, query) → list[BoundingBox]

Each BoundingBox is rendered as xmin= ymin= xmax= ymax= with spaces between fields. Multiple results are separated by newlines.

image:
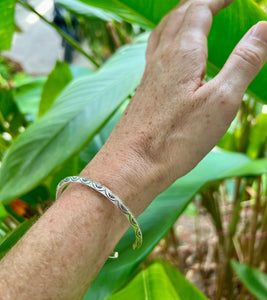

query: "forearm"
xmin=0 ymin=146 xmax=154 ymax=300
xmin=1 ymin=0 xmax=266 ymax=298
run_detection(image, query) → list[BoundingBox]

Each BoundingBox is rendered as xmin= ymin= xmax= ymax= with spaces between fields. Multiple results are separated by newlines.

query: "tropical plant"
xmin=0 ymin=0 xmax=267 ymax=299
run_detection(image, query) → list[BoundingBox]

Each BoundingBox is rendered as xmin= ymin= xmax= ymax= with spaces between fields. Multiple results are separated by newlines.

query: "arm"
xmin=1 ymin=0 xmax=267 ymax=299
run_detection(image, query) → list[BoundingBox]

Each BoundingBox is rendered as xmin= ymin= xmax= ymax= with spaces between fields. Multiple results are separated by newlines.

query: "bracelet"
xmin=56 ymin=176 xmax=143 ymax=259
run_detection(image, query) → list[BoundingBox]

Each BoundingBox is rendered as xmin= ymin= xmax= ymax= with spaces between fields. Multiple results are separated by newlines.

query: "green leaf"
xmin=0 ymin=0 xmax=16 ymax=51
xmin=0 ymin=42 xmax=146 ymax=203
xmin=207 ymin=0 xmax=267 ymax=102
xmin=183 ymin=203 xmax=198 ymax=217
xmin=222 ymin=158 xmax=267 ymax=177
xmin=160 ymin=259 xmax=208 ymax=300
xmin=47 ymin=100 xmax=124 ymax=198
xmin=62 ymin=0 xmax=267 ymax=102
xmin=20 ymin=185 xmax=50 ymax=207
xmin=56 ymin=0 xmax=121 ymax=21
xmin=47 ymin=155 xmax=81 ymax=199
xmin=0 ymin=135 xmax=10 ymax=160
xmin=0 ymin=203 xmax=7 ymax=221
xmin=14 ymin=76 xmax=47 ymax=121
xmin=247 ymin=113 xmax=267 ymax=158
xmin=108 ymin=259 xmax=208 ymax=299
xmin=69 ymin=65 xmax=93 ymax=79
xmin=231 ymin=260 xmax=267 ymax=300
xmin=0 ymin=88 xmax=26 ymax=136
xmin=13 ymin=67 xmax=92 ymax=122
xmin=56 ymin=0 xmax=178 ymax=29
xmin=13 ymin=67 xmax=91 ymax=121
xmin=78 ymin=100 xmax=128 ymax=169
xmin=84 ymin=150 xmax=266 ymax=299
xmin=108 ymin=262 xmax=181 ymax=300
xmin=108 ymin=259 xmax=208 ymax=300
xmin=0 ymin=217 xmax=36 ymax=260
xmin=39 ymin=61 xmax=72 ymax=117
xmin=255 ymin=0 xmax=267 ymax=5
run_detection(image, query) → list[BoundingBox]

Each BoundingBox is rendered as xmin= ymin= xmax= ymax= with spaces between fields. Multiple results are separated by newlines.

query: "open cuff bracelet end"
xmin=56 ymin=176 xmax=143 ymax=259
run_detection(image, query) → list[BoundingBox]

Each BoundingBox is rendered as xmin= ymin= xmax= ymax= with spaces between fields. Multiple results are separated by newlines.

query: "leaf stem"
xmin=16 ymin=0 xmax=100 ymax=68
xmin=215 ymin=178 xmax=243 ymax=300
xmin=248 ymin=176 xmax=262 ymax=265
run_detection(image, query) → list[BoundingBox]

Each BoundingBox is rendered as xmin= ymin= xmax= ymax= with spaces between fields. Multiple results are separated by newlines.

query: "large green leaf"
xmin=0 ymin=0 xmax=16 ymax=51
xmin=160 ymin=259 xmax=208 ymax=300
xmin=56 ymin=0 xmax=178 ymax=28
xmin=223 ymin=158 xmax=267 ymax=177
xmin=0 ymin=42 xmax=146 ymax=203
xmin=207 ymin=0 xmax=267 ymax=102
xmin=108 ymin=262 xmax=181 ymax=300
xmin=59 ymin=0 xmax=267 ymax=102
xmin=108 ymin=260 xmax=208 ymax=300
xmin=38 ymin=61 xmax=72 ymax=117
xmin=84 ymin=150 xmax=267 ymax=299
xmin=13 ymin=67 xmax=92 ymax=121
xmin=56 ymin=0 xmax=121 ymax=21
xmin=231 ymin=260 xmax=267 ymax=300
xmin=14 ymin=76 xmax=47 ymax=121
xmin=69 ymin=65 xmax=94 ymax=79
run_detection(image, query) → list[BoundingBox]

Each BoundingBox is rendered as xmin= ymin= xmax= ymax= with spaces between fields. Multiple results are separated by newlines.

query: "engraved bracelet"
xmin=56 ymin=176 xmax=143 ymax=258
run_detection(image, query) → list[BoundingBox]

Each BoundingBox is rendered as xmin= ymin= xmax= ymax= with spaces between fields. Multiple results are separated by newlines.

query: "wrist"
xmin=79 ymin=142 xmax=158 ymax=216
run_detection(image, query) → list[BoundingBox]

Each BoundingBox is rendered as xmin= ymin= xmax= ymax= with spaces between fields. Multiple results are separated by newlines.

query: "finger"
xmin=146 ymin=0 xmax=200 ymax=59
xmin=147 ymin=0 xmax=234 ymax=60
xmin=146 ymin=0 xmax=187 ymax=60
xmin=180 ymin=0 xmax=234 ymax=15
xmin=202 ymin=0 xmax=233 ymax=16
xmin=146 ymin=15 xmax=169 ymax=60
xmin=158 ymin=6 xmax=187 ymax=48
xmin=211 ymin=21 xmax=267 ymax=97
xmin=158 ymin=0 xmax=233 ymax=50
xmin=172 ymin=3 xmax=213 ymax=86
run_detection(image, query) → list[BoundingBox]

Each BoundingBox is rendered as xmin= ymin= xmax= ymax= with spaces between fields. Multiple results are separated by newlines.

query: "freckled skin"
xmin=0 ymin=1 xmax=267 ymax=299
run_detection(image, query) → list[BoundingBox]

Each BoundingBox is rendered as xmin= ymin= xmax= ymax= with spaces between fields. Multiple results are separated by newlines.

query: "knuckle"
xmin=216 ymin=83 xmax=232 ymax=103
xmin=178 ymin=44 xmax=206 ymax=63
xmin=181 ymin=34 xmax=207 ymax=50
xmin=234 ymin=44 xmax=263 ymax=68
xmin=188 ymin=1 xmax=206 ymax=11
xmin=188 ymin=1 xmax=210 ymax=10
xmin=189 ymin=1 xmax=206 ymax=7
xmin=214 ymin=84 xmax=240 ymax=123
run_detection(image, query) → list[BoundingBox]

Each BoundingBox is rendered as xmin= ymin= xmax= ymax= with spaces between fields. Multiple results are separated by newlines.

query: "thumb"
xmin=213 ymin=21 xmax=267 ymax=98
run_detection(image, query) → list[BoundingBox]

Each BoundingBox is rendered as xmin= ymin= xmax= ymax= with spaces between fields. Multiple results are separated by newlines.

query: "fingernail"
xmin=251 ymin=21 xmax=267 ymax=44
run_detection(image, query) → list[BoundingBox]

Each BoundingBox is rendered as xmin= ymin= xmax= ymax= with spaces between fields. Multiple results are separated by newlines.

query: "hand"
xmin=86 ymin=0 xmax=267 ymax=214
xmin=2 ymin=3 xmax=266 ymax=297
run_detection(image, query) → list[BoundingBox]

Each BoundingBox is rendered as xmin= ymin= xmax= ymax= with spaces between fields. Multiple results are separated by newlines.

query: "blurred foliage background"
xmin=0 ymin=0 xmax=267 ymax=299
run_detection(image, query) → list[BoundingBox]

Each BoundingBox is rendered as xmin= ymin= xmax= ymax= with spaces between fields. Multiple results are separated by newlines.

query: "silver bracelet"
xmin=56 ymin=176 xmax=143 ymax=259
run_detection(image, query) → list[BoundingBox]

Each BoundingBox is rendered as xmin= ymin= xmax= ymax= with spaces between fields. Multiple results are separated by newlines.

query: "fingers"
xmin=146 ymin=15 xmax=169 ymax=60
xmin=167 ymin=0 xmax=234 ymax=48
xmin=146 ymin=2 xmax=184 ymax=60
xmin=146 ymin=0 xmax=234 ymax=61
xmin=179 ymin=0 xmax=233 ymax=17
xmin=158 ymin=8 xmax=185 ymax=48
xmin=212 ymin=21 xmax=267 ymax=97
xmin=171 ymin=3 xmax=213 ymax=86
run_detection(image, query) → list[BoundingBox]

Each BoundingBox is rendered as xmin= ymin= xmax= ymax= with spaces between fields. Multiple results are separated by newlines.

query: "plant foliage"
xmin=0 ymin=0 xmax=16 ymax=51
xmin=0 ymin=0 xmax=266 ymax=299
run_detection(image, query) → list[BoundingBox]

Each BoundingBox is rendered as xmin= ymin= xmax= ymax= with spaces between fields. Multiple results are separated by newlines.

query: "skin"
xmin=0 ymin=0 xmax=267 ymax=299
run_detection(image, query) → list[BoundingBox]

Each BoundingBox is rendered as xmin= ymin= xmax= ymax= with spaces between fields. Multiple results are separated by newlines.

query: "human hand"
xmin=86 ymin=0 xmax=267 ymax=214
